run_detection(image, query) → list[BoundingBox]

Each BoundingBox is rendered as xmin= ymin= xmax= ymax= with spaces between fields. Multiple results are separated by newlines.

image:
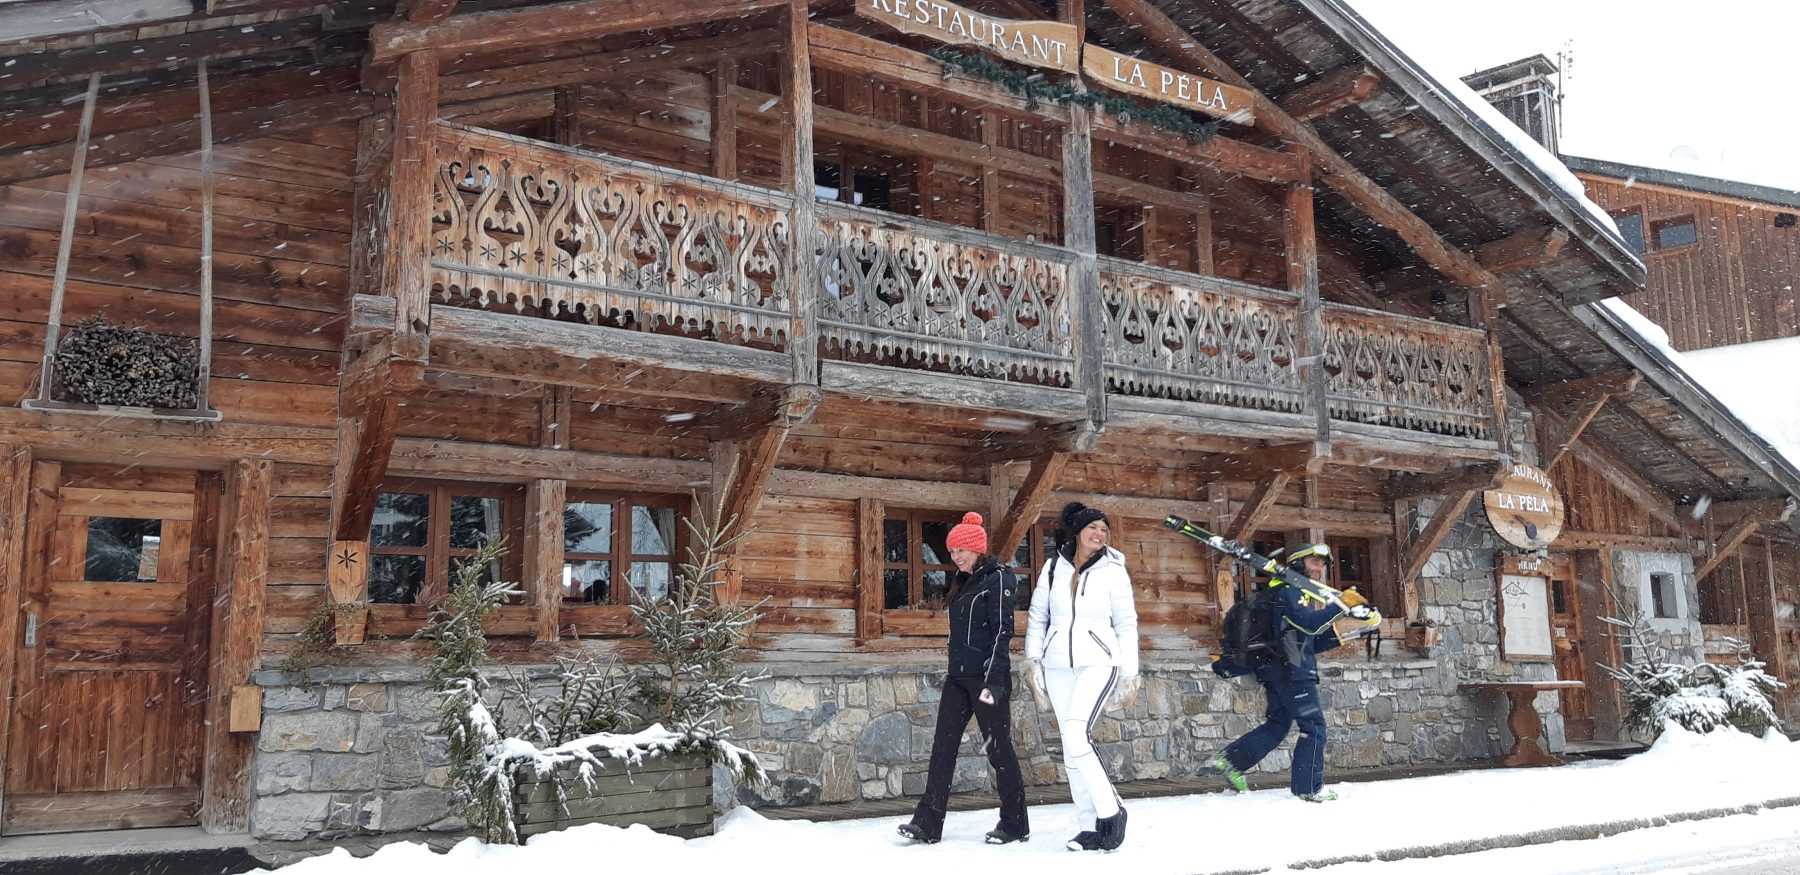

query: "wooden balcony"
xmin=399 ymin=123 xmax=1499 ymax=451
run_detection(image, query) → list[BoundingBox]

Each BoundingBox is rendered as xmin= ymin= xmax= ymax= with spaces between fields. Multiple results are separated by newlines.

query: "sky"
xmin=1345 ymin=0 xmax=1800 ymax=191
xmin=251 ymin=724 xmax=1798 ymax=874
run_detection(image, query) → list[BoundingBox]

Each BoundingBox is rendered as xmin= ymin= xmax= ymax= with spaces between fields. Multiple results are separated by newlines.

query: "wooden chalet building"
xmin=4 ymin=0 xmax=1790 ymax=849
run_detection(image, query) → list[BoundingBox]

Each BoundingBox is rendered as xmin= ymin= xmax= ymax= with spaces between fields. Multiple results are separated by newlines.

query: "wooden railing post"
xmin=1469 ymin=285 xmax=1512 ymax=458
xmin=1285 ymin=145 xmax=1328 ymax=455
xmin=1060 ymin=0 xmax=1104 ymax=427
xmin=389 ymin=49 xmax=439 ymax=339
xmin=783 ymin=0 xmax=819 ymax=388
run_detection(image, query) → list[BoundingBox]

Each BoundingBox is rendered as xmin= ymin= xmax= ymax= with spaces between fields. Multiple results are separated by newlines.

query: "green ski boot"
xmin=1210 ymin=755 xmax=1248 ymax=793
xmin=1298 ymin=789 xmax=1338 ymax=803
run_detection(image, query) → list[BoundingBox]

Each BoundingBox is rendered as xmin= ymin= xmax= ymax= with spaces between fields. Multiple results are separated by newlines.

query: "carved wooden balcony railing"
xmin=428 ymin=124 xmax=793 ymax=348
xmin=816 ymin=202 xmax=1077 ymax=387
xmin=1321 ymin=304 xmax=1493 ymax=440
xmin=1098 ymin=258 xmax=1305 ymax=413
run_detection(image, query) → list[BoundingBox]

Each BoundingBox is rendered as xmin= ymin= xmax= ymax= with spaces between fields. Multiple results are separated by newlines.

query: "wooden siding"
xmin=1577 ymin=173 xmax=1800 ymax=351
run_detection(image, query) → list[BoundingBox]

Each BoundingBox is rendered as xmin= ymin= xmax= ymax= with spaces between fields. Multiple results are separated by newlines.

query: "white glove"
xmin=1023 ymin=658 xmax=1049 ymax=710
xmin=1107 ymin=673 xmax=1141 ymax=710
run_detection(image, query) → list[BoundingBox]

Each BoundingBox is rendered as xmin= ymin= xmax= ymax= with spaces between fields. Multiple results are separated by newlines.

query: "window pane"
xmin=84 ymin=517 xmax=162 ymax=582
xmin=631 ymin=506 xmax=678 ymax=556
xmin=563 ymin=559 xmax=611 ymax=604
xmin=630 ymin=561 xmax=673 ymax=601
xmin=371 ymin=492 xmax=429 ymax=548
xmin=922 ymin=569 xmax=949 ymax=607
xmin=564 ymin=502 xmax=614 ymax=554
xmin=883 ymin=569 xmax=909 ymax=610
xmin=447 ymin=556 xmax=502 ymax=591
xmin=1013 ymin=533 xmax=1031 ymax=568
xmin=920 ymin=520 xmax=951 ymax=566
xmin=1551 ymin=578 xmax=1568 ymax=615
xmin=1655 ymin=219 xmax=1697 ymax=249
xmin=370 ymin=555 xmax=425 ymax=604
xmin=883 ymin=519 xmax=908 ymax=564
xmin=1617 ymin=213 xmax=1646 ymax=256
xmin=1651 ymin=572 xmax=1677 ymax=619
xmin=450 ymin=495 xmax=505 ymax=550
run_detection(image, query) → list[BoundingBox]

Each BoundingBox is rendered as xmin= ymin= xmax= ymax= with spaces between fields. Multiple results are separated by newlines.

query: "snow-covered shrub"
xmin=1600 ymin=584 xmax=1784 ymax=738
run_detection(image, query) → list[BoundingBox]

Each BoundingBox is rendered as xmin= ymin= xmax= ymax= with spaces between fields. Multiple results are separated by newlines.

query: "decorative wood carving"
xmin=430 ymin=125 xmax=793 ymax=348
xmin=817 ymin=202 xmax=1076 ymax=386
xmin=1099 ymin=258 xmax=1303 ymax=412
xmin=1322 ymin=304 xmax=1493 ymax=439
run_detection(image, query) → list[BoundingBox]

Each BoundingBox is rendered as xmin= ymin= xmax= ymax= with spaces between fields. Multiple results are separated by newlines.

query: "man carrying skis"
xmin=1210 ymin=542 xmax=1378 ymax=802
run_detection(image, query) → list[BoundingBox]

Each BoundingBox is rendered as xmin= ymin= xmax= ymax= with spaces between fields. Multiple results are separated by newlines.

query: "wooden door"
xmin=1546 ymin=553 xmax=1592 ymax=741
xmin=3 ymin=463 xmax=214 ymax=835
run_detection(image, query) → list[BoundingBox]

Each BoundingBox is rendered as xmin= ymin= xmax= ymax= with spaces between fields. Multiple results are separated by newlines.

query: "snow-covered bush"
xmin=1600 ymin=585 xmax=1784 ymax=738
xmin=415 ymin=514 xmax=765 ymax=845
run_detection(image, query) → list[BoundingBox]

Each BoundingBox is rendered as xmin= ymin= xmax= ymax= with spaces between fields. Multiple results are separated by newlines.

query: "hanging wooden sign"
xmin=1081 ymin=45 xmax=1256 ymax=125
xmin=1483 ymin=462 xmax=1565 ymax=550
xmin=857 ymin=0 xmax=1079 ymax=74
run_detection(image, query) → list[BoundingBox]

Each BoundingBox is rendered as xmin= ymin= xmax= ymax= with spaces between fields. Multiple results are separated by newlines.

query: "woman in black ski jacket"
xmin=897 ymin=512 xmax=1030 ymax=845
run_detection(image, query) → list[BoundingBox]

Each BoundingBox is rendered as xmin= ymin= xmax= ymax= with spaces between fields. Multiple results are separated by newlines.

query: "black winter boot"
xmin=897 ymin=822 xmax=939 ymax=844
xmin=985 ymin=825 xmax=1030 ymax=844
xmin=1096 ymin=805 xmax=1128 ymax=851
xmin=1065 ymin=830 xmax=1101 ymax=851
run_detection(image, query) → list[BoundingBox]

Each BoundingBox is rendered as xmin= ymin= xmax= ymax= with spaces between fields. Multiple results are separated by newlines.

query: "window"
xmin=1775 ymin=212 xmax=1797 ymax=229
xmin=1613 ymin=208 xmax=1646 ymax=257
xmin=1008 ymin=518 xmax=1058 ymax=611
xmin=562 ymin=492 xmax=684 ymax=605
xmin=1650 ymin=571 xmax=1679 ymax=620
xmin=815 ymin=156 xmax=894 ymax=210
xmin=85 ymin=517 xmax=162 ymax=582
xmin=1652 ymin=215 xmax=1698 ymax=250
xmin=369 ymin=480 xmax=523 ymax=606
xmin=883 ymin=511 xmax=957 ymax=610
xmin=1331 ymin=536 xmax=1371 ymax=598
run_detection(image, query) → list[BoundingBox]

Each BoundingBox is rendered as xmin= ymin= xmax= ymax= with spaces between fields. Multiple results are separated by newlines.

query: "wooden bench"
xmin=1457 ymin=680 xmax=1585 ymax=767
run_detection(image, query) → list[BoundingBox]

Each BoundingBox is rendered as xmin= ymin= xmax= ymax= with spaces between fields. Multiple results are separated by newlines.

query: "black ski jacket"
xmin=945 ymin=556 xmax=1017 ymax=691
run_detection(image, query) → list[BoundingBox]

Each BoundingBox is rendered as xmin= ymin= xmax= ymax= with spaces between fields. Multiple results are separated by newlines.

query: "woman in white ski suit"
xmin=1024 ymin=502 xmax=1139 ymax=852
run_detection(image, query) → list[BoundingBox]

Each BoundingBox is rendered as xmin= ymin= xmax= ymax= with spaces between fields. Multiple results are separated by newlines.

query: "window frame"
xmin=558 ymin=489 xmax=689 ymax=636
xmin=882 ymin=509 xmax=959 ymax=611
xmin=1650 ymin=214 xmax=1698 ymax=252
xmin=1611 ymin=207 xmax=1646 ymax=257
xmin=366 ymin=478 xmax=526 ymax=635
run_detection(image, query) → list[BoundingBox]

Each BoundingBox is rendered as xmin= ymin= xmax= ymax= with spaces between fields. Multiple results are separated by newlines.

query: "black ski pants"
xmin=910 ymin=675 xmax=1029 ymax=840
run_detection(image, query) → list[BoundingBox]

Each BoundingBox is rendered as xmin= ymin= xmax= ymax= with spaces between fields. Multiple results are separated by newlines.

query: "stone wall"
xmin=1613 ymin=549 xmax=1704 ymax=664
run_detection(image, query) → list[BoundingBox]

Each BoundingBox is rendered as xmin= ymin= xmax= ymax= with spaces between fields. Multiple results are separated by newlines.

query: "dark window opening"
xmin=84 ymin=517 xmax=162 ymax=583
xmin=1775 ymin=212 xmax=1797 ymax=228
xmin=1652 ymin=216 xmax=1698 ymax=250
xmin=1650 ymin=571 xmax=1679 ymax=619
xmin=1613 ymin=209 xmax=1646 ymax=257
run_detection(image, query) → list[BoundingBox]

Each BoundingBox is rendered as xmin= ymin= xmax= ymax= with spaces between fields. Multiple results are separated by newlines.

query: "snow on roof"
xmin=1596 ymin=297 xmax=1800 ymax=477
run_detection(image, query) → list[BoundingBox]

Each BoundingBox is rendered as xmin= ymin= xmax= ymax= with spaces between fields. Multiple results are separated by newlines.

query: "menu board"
xmin=1499 ymin=573 xmax=1553 ymax=661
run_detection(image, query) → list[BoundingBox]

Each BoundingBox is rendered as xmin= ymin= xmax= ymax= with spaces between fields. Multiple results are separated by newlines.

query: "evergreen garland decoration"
xmin=930 ymin=47 xmax=1222 ymax=145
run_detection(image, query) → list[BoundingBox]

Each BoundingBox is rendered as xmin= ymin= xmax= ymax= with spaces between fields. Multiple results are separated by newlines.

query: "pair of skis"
xmin=1162 ymin=515 xmax=1378 ymax=625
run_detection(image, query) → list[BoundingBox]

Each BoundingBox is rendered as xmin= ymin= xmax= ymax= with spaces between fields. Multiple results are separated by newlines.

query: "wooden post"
xmin=1468 ymin=283 xmax=1512 ymax=458
xmin=0 ymin=444 xmax=32 ymax=810
xmin=856 ymin=496 xmax=884 ymax=641
xmin=202 ymin=458 xmax=272 ymax=833
xmin=196 ymin=59 xmax=215 ymax=412
xmin=782 ymin=0 xmax=819 ymax=387
xmin=1746 ymin=538 xmax=1786 ymax=689
xmin=527 ymin=478 xmax=567 ymax=643
xmin=1285 ymin=145 xmax=1328 ymax=455
xmin=32 ymin=72 xmax=101 ymax=404
xmin=712 ymin=60 xmax=738 ymax=180
xmin=1059 ymin=0 xmax=1104 ymax=427
xmin=389 ymin=49 xmax=440 ymax=337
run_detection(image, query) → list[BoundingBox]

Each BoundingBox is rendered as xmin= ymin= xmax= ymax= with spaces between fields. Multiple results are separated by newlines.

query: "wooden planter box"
xmin=513 ymin=751 xmax=714 ymax=839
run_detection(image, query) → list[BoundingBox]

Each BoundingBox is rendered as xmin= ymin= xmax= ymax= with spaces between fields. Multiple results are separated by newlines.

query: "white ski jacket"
xmin=1025 ymin=546 xmax=1139 ymax=677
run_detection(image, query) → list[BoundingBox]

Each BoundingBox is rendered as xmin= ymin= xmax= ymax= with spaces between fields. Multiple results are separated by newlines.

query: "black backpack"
xmin=1212 ymin=586 xmax=1281 ymax=678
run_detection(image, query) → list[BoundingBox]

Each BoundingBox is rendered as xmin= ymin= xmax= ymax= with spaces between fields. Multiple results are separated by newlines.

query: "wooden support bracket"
xmin=1226 ymin=472 xmax=1292 ymax=542
xmin=1695 ymin=499 xmax=1796 ymax=580
xmin=977 ymin=420 xmax=1100 ymax=464
xmin=1524 ymin=370 xmax=1641 ymax=409
xmin=1477 ymin=226 xmax=1570 ymax=273
xmin=1534 ymin=373 xmax=1639 ymax=470
xmin=368 ymin=0 xmax=786 ymax=66
xmin=1398 ymin=490 xmax=1477 ymax=586
xmin=687 ymin=384 xmax=822 ymax=439
xmin=993 ymin=451 xmax=1071 ymax=570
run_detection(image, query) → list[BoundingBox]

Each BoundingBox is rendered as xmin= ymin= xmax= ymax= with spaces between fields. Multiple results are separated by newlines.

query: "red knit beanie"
xmin=945 ymin=511 xmax=988 ymax=554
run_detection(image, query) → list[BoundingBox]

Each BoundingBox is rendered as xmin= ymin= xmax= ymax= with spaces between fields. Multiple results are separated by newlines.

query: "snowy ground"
xmin=257 ymin=725 xmax=1797 ymax=875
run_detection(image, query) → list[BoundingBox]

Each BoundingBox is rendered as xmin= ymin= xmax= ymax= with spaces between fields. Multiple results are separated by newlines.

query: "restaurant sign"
xmin=859 ymin=0 xmax=1079 ymax=74
xmin=1482 ymin=462 xmax=1565 ymax=550
xmin=1081 ymin=45 xmax=1255 ymax=125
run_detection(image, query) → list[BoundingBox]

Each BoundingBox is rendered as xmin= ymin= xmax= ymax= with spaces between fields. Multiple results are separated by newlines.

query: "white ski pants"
xmin=1043 ymin=664 xmax=1121 ymax=827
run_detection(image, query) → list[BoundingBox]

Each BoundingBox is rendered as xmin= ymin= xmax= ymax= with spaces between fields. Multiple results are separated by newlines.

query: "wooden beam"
xmin=331 ymin=335 xmax=428 ymax=542
xmin=1524 ymin=370 xmax=1641 ymax=409
xmin=369 ymin=0 xmax=785 ymax=65
xmin=1697 ymin=514 xmax=1767 ymax=581
xmin=1100 ymin=0 xmax=1512 ymax=294
xmin=1190 ymin=442 xmax=1320 ymax=482
xmin=1537 ymin=374 xmax=1637 ymax=471
xmin=784 ymin=0 xmax=820 ymax=388
xmin=1478 ymin=226 xmax=1570 ymax=273
xmin=398 ymin=0 xmax=458 ymax=23
xmin=1386 ymin=460 xmax=1508 ymax=501
xmin=0 ymin=445 xmax=31 ymax=796
xmin=527 ymin=478 xmax=567 ymax=643
xmin=806 ymin=23 xmax=1070 ymax=119
xmin=993 ymin=452 xmax=1071 ymax=572
xmin=856 ymin=496 xmax=884 ymax=641
xmin=683 ymin=385 xmax=822 ymax=439
xmin=1286 ymin=145 xmax=1329 ymax=455
xmin=712 ymin=59 xmax=739 ymax=180
xmin=976 ymin=420 xmax=1099 ymax=464
xmin=1399 ymin=490 xmax=1476 ymax=585
xmin=1745 ymin=538 xmax=1787 ymax=694
xmin=201 ymin=458 xmax=271 ymax=833
xmin=1227 ymin=472 xmax=1292 ymax=541
xmin=1696 ymin=498 xmax=1798 ymax=524
xmin=388 ymin=49 xmax=439 ymax=338
xmin=1279 ymin=64 xmax=1380 ymax=122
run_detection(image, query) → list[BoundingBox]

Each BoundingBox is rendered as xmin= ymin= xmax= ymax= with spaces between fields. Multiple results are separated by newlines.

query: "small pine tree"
xmin=1599 ymin=580 xmax=1786 ymax=738
xmin=412 ymin=541 xmax=521 ymax=843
